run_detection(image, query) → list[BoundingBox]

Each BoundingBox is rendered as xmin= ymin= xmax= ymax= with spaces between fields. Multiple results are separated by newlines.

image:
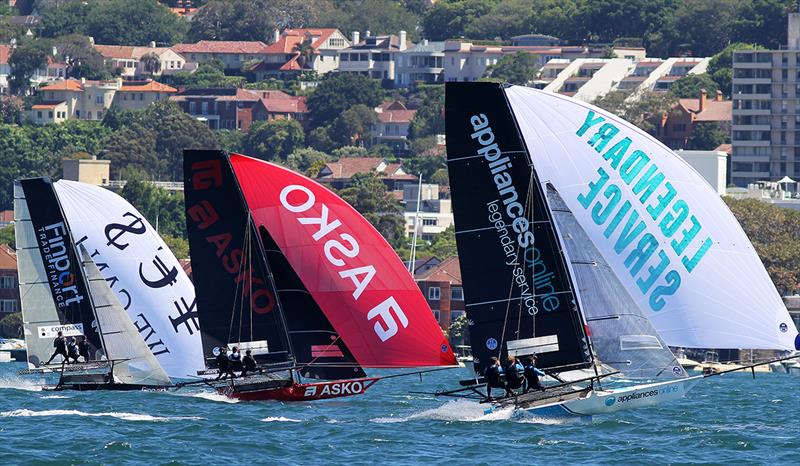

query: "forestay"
xmin=505 ymin=86 xmax=800 ymax=351
xmin=80 ymin=245 xmax=171 ymax=386
xmin=53 ymin=180 xmax=204 ymax=377
xmin=547 ymin=185 xmax=685 ymax=380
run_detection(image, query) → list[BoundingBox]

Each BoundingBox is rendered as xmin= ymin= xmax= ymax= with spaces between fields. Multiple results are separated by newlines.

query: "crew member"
xmin=523 ymin=355 xmax=546 ymax=393
xmin=215 ymin=347 xmax=235 ymax=380
xmin=77 ymin=336 xmax=91 ymax=363
xmin=483 ymin=357 xmax=504 ymax=400
xmin=229 ymin=346 xmax=242 ymax=373
xmin=504 ymin=356 xmax=523 ymax=397
xmin=44 ymin=331 xmax=68 ymax=366
xmin=67 ymin=337 xmax=80 ymax=364
xmin=241 ymin=349 xmax=258 ymax=377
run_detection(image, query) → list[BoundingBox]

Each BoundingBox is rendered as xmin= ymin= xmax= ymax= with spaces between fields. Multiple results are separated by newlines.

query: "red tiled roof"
xmin=0 ymin=45 xmax=11 ymax=65
xmin=262 ymin=95 xmax=307 ymax=114
xmin=416 ymin=256 xmax=461 ymax=284
xmin=678 ymin=98 xmax=732 ymax=122
xmin=0 ymin=244 xmax=16 ymax=270
xmin=0 ymin=210 xmax=13 ymax=223
xmin=320 ymin=157 xmax=384 ymax=179
xmin=714 ymin=143 xmax=732 ymax=155
xmin=262 ymin=28 xmax=339 ymax=54
xmin=249 ymin=90 xmax=291 ymax=99
xmin=31 ymin=101 xmax=66 ymax=109
xmin=119 ymin=81 xmax=177 ymax=93
xmin=171 ymin=88 xmax=261 ymax=102
xmin=39 ymin=79 xmax=84 ymax=92
xmin=173 ymin=41 xmax=268 ymax=55
xmin=95 ymin=45 xmax=136 ymax=59
xmin=377 ymin=100 xmax=416 ymax=123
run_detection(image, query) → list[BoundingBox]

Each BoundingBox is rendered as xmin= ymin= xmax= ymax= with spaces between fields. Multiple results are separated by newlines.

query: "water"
xmin=0 ymin=363 xmax=797 ymax=465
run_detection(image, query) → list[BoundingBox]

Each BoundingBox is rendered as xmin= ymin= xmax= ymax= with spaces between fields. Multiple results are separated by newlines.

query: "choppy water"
xmin=0 ymin=362 xmax=797 ymax=465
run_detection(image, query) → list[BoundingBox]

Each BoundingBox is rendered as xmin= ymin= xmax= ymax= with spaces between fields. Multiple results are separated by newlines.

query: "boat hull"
xmin=517 ymin=377 xmax=700 ymax=418
xmin=219 ymin=377 xmax=380 ymax=402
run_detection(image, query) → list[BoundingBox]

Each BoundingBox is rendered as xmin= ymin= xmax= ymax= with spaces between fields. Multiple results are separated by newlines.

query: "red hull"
xmin=218 ymin=377 xmax=380 ymax=402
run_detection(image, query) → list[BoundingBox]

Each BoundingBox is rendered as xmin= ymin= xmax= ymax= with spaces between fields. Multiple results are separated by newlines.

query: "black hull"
xmin=45 ymin=383 xmax=169 ymax=392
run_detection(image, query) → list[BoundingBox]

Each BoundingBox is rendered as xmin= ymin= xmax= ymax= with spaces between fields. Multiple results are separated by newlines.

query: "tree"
xmin=9 ymin=39 xmax=50 ymax=95
xmin=654 ymin=0 xmax=738 ymax=57
xmin=593 ymin=90 xmax=678 ymax=134
xmin=408 ymin=85 xmax=444 ymax=140
xmin=169 ymin=59 xmax=246 ymax=88
xmin=707 ymin=43 xmax=763 ymax=97
xmin=306 ymin=73 xmax=384 ymax=128
xmin=733 ymin=0 xmax=794 ymax=50
xmin=54 ymin=34 xmax=110 ymax=80
xmin=574 ymin=0 xmax=678 ymax=46
xmin=84 ymin=0 xmax=188 ymax=46
xmin=285 ymin=148 xmax=330 ymax=176
xmin=0 ymin=312 xmax=22 ymax=339
xmin=40 ymin=0 xmax=98 ymax=38
xmin=403 ymin=155 xmax=446 ymax=181
xmin=669 ymin=73 xmax=719 ymax=99
xmin=216 ymin=129 xmax=245 ymax=153
xmin=243 ymin=119 xmax=306 ymax=161
xmin=321 ymin=0 xmax=419 ymax=39
xmin=162 ymin=234 xmax=189 ymax=259
xmin=0 ymin=224 xmax=15 ymax=249
xmin=421 ymin=0 xmax=496 ymax=41
xmin=293 ymin=38 xmax=315 ymax=69
xmin=483 ymin=51 xmax=539 ymax=85
xmin=190 ymin=0 xmax=330 ymax=42
xmin=339 ymin=172 xmax=404 ymax=247
xmin=104 ymin=123 xmax=161 ymax=179
xmin=447 ymin=313 xmax=470 ymax=347
xmin=0 ymin=96 xmax=24 ymax=124
xmin=328 ymin=104 xmax=377 ymax=147
xmin=140 ymin=52 xmax=161 ymax=76
xmin=118 ymin=177 xmax=187 ymax=239
xmin=687 ymin=122 xmax=729 ymax=150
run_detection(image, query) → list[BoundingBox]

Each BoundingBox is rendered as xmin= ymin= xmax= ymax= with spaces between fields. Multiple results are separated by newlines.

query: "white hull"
xmin=788 ymin=365 xmax=800 ymax=376
xmin=517 ymin=377 xmax=701 ymax=418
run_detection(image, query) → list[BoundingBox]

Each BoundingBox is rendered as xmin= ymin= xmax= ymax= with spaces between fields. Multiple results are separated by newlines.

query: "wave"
xmin=40 ymin=395 xmax=70 ymax=399
xmin=177 ymin=390 xmax=240 ymax=404
xmin=371 ymin=399 xmax=516 ymax=423
xmin=261 ymin=416 xmax=302 ymax=423
xmin=0 ymin=376 xmax=44 ymax=392
xmin=0 ymin=409 xmax=204 ymax=422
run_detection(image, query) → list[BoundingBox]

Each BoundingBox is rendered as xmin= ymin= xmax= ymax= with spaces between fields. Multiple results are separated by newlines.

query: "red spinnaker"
xmin=230 ymin=154 xmax=456 ymax=368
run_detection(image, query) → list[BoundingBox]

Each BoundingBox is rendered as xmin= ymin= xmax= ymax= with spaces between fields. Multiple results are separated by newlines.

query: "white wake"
xmin=0 ymin=409 xmax=204 ymax=422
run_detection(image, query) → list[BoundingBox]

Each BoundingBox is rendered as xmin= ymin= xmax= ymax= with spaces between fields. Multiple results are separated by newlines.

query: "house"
xmin=414 ymin=256 xmax=464 ymax=330
xmin=248 ymin=28 xmax=350 ymax=80
xmin=372 ymin=100 xmax=416 ymax=155
xmin=0 ymin=245 xmax=20 ymax=316
xmin=170 ymin=87 xmax=265 ymax=131
xmin=338 ymin=31 xmax=411 ymax=84
xmin=0 ymin=210 xmax=13 ymax=228
xmin=395 ymin=40 xmax=445 ymax=87
xmin=29 ymin=77 xmax=176 ymax=123
xmin=250 ymin=90 xmax=309 ymax=125
xmin=30 ymin=55 xmax=67 ymax=88
xmin=655 ymin=89 xmax=732 ymax=150
xmin=403 ymin=183 xmax=453 ymax=241
xmin=316 ymin=157 xmax=416 ymax=190
xmin=94 ymin=43 xmax=187 ymax=78
xmin=172 ymin=40 xmax=268 ymax=71
xmin=0 ymin=44 xmax=11 ymax=94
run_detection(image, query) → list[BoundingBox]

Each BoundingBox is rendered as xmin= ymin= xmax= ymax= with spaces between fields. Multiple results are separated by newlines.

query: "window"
xmin=189 ymin=101 xmax=196 ymax=113
xmin=450 ymin=310 xmax=465 ymax=322
xmin=123 ymin=94 xmax=128 ymax=101
xmin=88 ymin=111 xmax=92 ymax=119
xmin=75 ymin=110 xmax=80 ymax=117
xmin=201 ymin=102 xmax=208 ymax=114
xmin=431 ymin=309 xmax=440 ymax=321
xmin=422 ymin=218 xmax=437 ymax=226
xmin=139 ymin=93 xmax=144 ymax=101
xmin=451 ymin=287 xmax=464 ymax=301
xmin=0 ymin=276 xmax=14 ymax=288
xmin=95 ymin=95 xmax=103 ymax=105
xmin=37 ymin=111 xmax=42 ymax=118
xmin=428 ymin=286 xmax=441 ymax=300
xmin=0 ymin=300 xmax=16 ymax=313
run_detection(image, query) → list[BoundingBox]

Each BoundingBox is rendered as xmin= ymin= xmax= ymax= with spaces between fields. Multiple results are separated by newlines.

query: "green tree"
xmin=732 ymin=0 xmax=794 ymax=50
xmin=483 ymin=51 xmax=539 ymax=85
xmin=687 ymin=122 xmax=729 ymax=150
xmin=293 ymin=38 xmax=315 ymax=69
xmin=0 ymin=96 xmax=24 ymax=124
xmin=169 ymin=60 xmax=246 ymax=88
xmin=0 ymin=312 xmax=22 ymax=339
xmin=104 ymin=123 xmax=161 ymax=179
xmin=216 ymin=129 xmax=245 ymax=153
xmin=243 ymin=119 xmax=306 ymax=161
xmin=574 ymin=0 xmax=678 ymax=46
xmin=669 ymin=73 xmax=719 ymax=99
xmin=321 ymin=0 xmax=419 ymax=39
xmin=421 ymin=0 xmax=496 ymax=41
xmin=328 ymin=104 xmax=377 ymax=147
xmin=428 ymin=224 xmax=457 ymax=258
xmin=84 ymin=0 xmax=188 ymax=46
xmin=55 ymin=34 xmax=110 ymax=80
xmin=707 ymin=43 xmax=763 ymax=97
xmin=9 ymin=39 xmax=50 ymax=95
xmin=0 ymin=224 xmax=15 ymax=249
xmin=408 ymin=85 xmax=444 ymax=140
xmin=285 ymin=147 xmax=330 ymax=177
xmin=339 ymin=172 xmax=404 ymax=246
xmin=306 ymin=73 xmax=384 ymax=128
xmin=447 ymin=313 xmax=470 ymax=346
xmin=118 ymin=177 xmax=186 ymax=239
xmin=162 ymin=234 xmax=189 ymax=259
xmin=40 ymin=0 xmax=98 ymax=38
xmin=403 ymin=155 xmax=446 ymax=181
xmin=140 ymin=52 xmax=162 ymax=76
xmin=593 ymin=90 xmax=678 ymax=134
xmin=655 ymin=0 xmax=738 ymax=57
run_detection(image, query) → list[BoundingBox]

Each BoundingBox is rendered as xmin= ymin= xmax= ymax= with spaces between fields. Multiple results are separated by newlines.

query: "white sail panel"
xmin=548 ymin=185 xmax=686 ymax=379
xmin=506 ymin=86 xmax=799 ymax=351
xmin=54 ymin=180 xmax=203 ymax=377
xmin=80 ymin=246 xmax=171 ymax=386
xmin=13 ymin=182 xmax=65 ymax=367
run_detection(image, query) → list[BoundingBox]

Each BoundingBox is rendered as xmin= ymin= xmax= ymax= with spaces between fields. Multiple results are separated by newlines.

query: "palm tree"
xmin=140 ymin=52 xmax=161 ymax=77
xmin=293 ymin=38 xmax=315 ymax=70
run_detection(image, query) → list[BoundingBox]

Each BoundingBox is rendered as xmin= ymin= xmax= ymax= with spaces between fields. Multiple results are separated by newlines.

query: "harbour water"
xmin=0 ymin=363 xmax=797 ymax=464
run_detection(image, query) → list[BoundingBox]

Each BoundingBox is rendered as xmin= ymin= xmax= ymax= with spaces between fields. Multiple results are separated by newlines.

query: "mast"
xmin=408 ymin=174 xmax=422 ymax=274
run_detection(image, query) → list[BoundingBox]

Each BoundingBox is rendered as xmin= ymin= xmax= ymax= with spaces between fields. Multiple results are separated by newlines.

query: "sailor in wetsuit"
xmin=504 ymin=356 xmax=524 ymax=397
xmin=44 ymin=331 xmax=68 ymax=365
xmin=77 ymin=336 xmax=91 ymax=363
xmin=66 ymin=337 xmax=80 ymax=364
xmin=228 ymin=346 xmax=243 ymax=374
xmin=241 ymin=349 xmax=258 ymax=377
xmin=523 ymin=355 xmax=546 ymax=393
xmin=215 ymin=347 xmax=236 ymax=380
xmin=483 ymin=357 xmax=504 ymax=400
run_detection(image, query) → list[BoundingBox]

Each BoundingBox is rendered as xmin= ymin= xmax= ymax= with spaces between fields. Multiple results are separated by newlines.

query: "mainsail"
xmin=14 ymin=178 xmax=102 ymax=366
xmin=53 ymin=180 xmax=204 ymax=377
xmin=547 ymin=185 xmax=685 ymax=380
xmin=183 ymin=150 xmax=367 ymax=379
xmin=79 ymin=245 xmax=171 ymax=386
xmin=445 ymin=82 xmax=592 ymax=373
xmin=504 ymin=86 xmax=799 ymax=351
xmin=229 ymin=153 xmax=456 ymax=368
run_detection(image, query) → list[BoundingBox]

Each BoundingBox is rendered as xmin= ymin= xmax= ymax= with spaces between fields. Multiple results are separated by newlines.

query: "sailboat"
xmin=14 ymin=178 xmax=172 ymax=390
xmin=182 ymin=150 xmax=456 ymax=401
xmin=441 ymin=82 xmax=800 ymax=417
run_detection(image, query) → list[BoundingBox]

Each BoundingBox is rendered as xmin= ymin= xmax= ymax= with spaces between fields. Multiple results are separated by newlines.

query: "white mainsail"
xmin=506 ymin=86 xmax=799 ymax=351
xmin=547 ymin=185 xmax=686 ymax=380
xmin=53 ymin=180 xmax=203 ymax=377
xmin=79 ymin=245 xmax=171 ymax=386
xmin=13 ymin=182 xmax=67 ymax=368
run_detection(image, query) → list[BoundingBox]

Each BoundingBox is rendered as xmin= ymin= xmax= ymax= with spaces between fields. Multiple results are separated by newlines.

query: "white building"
xmin=674 ymin=150 xmax=728 ymax=195
xmin=338 ymin=31 xmax=411 ymax=82
xmin=250 ymin=28 xmax=350 ymax=79
xmin=395 ymin=40 xmax=445 ymax=87
xmin=404 ymin=183 xmax=453 ymax=241
xmin=95 ymin=43 xmax=187 ymax=78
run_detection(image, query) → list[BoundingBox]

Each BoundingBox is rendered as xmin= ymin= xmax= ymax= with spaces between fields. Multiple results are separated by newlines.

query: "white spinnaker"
xmin=80 ymin=245 xmax=171 ymax=386
xmin=505 ymin=86 xmax=799 ymax=351
xmin=53 ymin=180 xmax=203 ymax=377
xmin=13 ymin=182 xmax=64 ymax=367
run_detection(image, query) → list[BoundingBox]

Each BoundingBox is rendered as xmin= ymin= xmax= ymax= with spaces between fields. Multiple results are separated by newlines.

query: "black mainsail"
xmin=183 ymin=150 xmax=364 ymax=379
xmin=445 ymin=82 xmax=592 ymax=374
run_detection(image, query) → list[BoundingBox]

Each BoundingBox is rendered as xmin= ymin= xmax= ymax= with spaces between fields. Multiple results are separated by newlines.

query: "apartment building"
xmin=371 ymin=100 xmax=416 ymax=155
xmin=170 ymin=88 xmax=265 ymax=131
xmin=730 ymin=10 xmax=800 ymax=186
xmin=403 ymin=183 xmax=453 ymax=241
xmin=414 ymin=257 xmax=464 ymax=330
xmin=338 ymin=31 xmax=411 ymax=83
xmin=394 ymin=40 xmax=445 ymax=87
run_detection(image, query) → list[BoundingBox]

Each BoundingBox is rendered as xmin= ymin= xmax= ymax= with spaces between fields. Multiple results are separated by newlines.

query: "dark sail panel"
xmin=19 ymin=178 xmax=102 ymax=354
xmin=258 ymin=226 xmax=366 ymax=380
xmin=183 ymin=150 xmax=291 ymax=364
xmin=445 ymin=82 xmax=592 ymax=374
